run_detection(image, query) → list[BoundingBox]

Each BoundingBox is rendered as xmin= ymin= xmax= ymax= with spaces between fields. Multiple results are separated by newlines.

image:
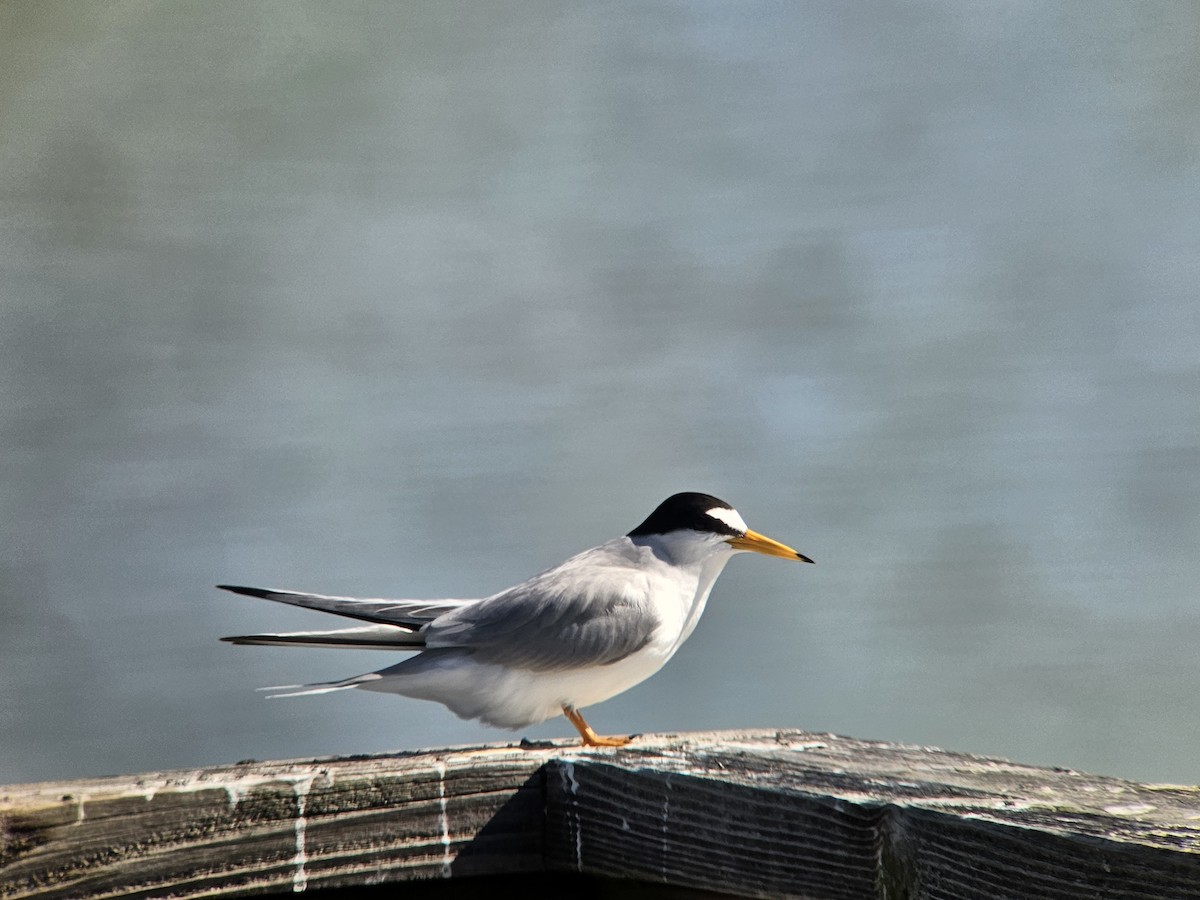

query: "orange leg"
xmin=562 ymin=705 xmax=632 ymax=748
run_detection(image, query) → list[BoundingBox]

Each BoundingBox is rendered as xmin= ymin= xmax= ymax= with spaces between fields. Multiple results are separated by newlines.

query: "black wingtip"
xmin=216 ymin=584 xmax=275 ymax=599
xmin=220 ymin=635 xmax=270 ymax=645
xmin=798 ymin=553 xmax=815 ymax=564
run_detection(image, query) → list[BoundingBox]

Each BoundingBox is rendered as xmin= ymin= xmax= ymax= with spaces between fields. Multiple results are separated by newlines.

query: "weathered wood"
xmin=3 ymin=729 xmax=1200 ymax=898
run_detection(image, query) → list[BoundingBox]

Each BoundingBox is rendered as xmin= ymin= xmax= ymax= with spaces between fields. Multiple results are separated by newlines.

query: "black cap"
xmin=627 ymin=492 xmax=740 ymax=538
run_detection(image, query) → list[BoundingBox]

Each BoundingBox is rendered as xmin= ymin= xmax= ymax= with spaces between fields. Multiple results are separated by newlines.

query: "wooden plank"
xmin=3 ymin=729 xmax=1200 ymax=898
xmin=543 ymin=732 xmax=1200 ymax=898
xmin=0 ymin=748 xmax=549 ymax=898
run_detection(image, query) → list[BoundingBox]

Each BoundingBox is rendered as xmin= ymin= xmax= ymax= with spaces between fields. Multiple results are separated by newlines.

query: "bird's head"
xmin=627 ymin=492 xmax=813 ymax=564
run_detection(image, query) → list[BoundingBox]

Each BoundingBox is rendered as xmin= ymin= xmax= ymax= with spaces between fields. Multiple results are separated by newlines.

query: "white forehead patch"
xmin=706 ymin=506 xmax=747 ymax=533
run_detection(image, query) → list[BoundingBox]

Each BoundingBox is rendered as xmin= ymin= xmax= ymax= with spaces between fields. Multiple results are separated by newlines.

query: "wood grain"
xmin=3 ymin=730 xmax=1200 ymax=898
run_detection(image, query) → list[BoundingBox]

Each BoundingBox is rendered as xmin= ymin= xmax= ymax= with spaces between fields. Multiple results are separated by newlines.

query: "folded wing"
xmin=218 ymin=572 xmax=662 ymax=674
xmin=425 ymin=581 xmax=660 ymax=672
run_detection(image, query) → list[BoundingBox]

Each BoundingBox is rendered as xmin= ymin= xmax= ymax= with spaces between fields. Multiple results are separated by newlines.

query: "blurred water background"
xmin=2 ymin=2 xmax=1199 ymax=785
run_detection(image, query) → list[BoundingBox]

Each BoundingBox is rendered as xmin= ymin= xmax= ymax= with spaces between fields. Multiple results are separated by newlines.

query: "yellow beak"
xmin=727 ymin=529 xmax=814 ymax=563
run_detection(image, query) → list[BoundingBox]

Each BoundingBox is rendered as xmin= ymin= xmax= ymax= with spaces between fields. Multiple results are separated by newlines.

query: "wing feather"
xmin=425 ymin=582 xmax=659 ymax=672
xmin=221 ymin=624 xmax=426 ymax=649
xmin=217 ymin=585 xmax=476 ymax=629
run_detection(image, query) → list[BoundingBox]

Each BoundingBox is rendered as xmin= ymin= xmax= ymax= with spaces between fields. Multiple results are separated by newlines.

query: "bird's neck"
xmin=635 ymin=531 xmax=727 ymax=568
xmin=674 ymin=551 xmax=733 ymax=649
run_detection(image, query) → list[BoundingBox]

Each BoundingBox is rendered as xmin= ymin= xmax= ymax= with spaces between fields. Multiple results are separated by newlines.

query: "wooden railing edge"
xmin=3 ymin=728 xmax=1200 ymax=898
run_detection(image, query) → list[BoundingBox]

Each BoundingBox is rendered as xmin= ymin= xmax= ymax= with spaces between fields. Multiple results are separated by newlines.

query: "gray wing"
xmin=425 ymin=581 xmax=660 ymax=672
xmin=217 ymin=585 xmax=475 ymax=629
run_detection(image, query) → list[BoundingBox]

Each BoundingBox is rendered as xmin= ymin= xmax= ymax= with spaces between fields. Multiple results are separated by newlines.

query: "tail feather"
xmin=218 ymin=583 xmax=448 ymax=700
xmin=261 ymin=672 xmax=384 ymax=698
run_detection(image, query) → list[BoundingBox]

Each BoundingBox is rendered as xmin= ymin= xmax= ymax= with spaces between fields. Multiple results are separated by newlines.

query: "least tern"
xmin=219 ymin=492 xmax=812 ymax=747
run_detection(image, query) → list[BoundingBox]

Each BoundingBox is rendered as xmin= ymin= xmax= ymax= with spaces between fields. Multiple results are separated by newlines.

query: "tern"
xmin=219 ymin=492 xmax=812 ymax=747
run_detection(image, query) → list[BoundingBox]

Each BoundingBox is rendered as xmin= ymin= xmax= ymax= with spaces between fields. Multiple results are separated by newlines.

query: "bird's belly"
xmin=533 ymin=640 xmax=674 ymax=711
xmin=471 ymin=647 xmax=666 ymax=729
xmin=363 ymin=639 xmax=676 ymax=730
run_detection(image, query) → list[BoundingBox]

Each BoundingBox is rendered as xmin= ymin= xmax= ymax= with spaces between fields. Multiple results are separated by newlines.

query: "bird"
xmin=219 ymin=492 xmax=812 ymax=747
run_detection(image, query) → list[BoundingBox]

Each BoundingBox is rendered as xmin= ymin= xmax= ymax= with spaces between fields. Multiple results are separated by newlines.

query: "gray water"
xmin=2 ymin=2 xmax=1199 ymax=786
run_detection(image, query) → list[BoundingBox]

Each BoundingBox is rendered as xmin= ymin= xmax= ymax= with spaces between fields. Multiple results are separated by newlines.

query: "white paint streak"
xmin=563 ymin=761 xmax=580 ymax=797
xmin=224 ymin=783 xmax=249 ymax=808
xmin=435 ymin=762 xmax=452 ymax=878
xmin=291 ymin=776 xmax=316 ymax=893
xmin=561 ymin=762 xmax=583 ymax=871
